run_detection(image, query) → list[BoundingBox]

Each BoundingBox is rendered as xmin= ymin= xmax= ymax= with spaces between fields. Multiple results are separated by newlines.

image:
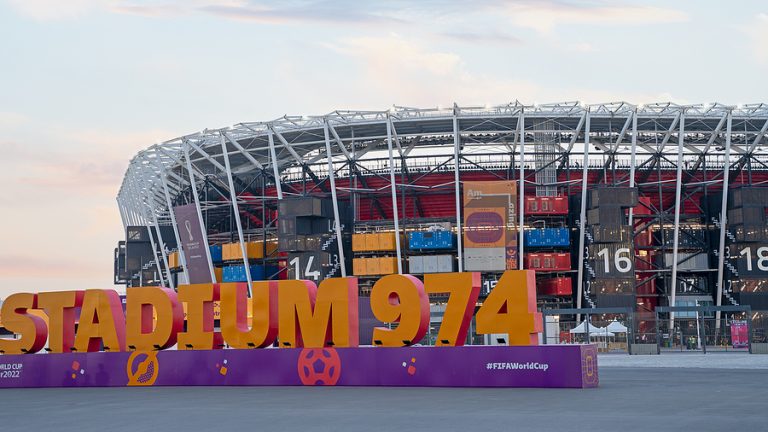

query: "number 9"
xmin=370 ymin=274 xmax=429 ymax=347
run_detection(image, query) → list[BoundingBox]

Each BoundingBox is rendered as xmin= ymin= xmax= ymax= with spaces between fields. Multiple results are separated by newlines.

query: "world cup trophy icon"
xmin=297 ymin=348 xmax=341 ymax=386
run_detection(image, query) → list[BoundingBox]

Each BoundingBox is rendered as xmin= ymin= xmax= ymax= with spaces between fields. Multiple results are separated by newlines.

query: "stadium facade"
xmin=115 ymin=101 xmax=768 ymax=350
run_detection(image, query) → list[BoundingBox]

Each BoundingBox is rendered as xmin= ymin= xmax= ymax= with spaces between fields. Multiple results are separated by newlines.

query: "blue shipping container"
xmin=408 ymin=230 xmax=455 ymax=250
xmin=524 ymin=228 xmax=570 ymax=248
xmin=222 ymin=265 xmax=278 ymax=282
xmin=209 ymin=245 xmax=223 ymax=263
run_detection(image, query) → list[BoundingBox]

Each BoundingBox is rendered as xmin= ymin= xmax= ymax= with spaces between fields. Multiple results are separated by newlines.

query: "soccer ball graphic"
xmin=297 ymin=348 xmax=341 ymax=386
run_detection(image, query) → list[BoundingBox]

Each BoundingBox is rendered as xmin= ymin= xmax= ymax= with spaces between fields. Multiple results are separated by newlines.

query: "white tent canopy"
xmin=606 ymin=321 xmax=628 ymax=333
xmin=569 ymin=321 xmax=603 ymax=334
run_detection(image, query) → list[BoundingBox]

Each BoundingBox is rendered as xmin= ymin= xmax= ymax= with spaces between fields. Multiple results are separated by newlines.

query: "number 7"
xmin=424 ymin=273 xmax=481 ymax=346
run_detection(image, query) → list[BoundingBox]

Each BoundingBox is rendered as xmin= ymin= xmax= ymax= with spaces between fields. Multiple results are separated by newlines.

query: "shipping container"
xmin=423 ymin=255 xmax=438 ymax=273
xmin=537 ymin=277 xmax=572 ymax=296
xmin=588 ymin=226 xmax=633 ymax=244
xmin=223 ymin=241 xmax=278 ymax=261
xmin=588 ymin=187 xmax=639 ymax=208
xmin=366 ymin=257 xmax=380 ymax=275
xmin=437 ymin=255 xmax=454 ymax=273
xmin=727 ymin=207 xmax=766 ymax=225
xmin=663 ymin=252 xmax=709 ymax=271
xmin=728 ymin=187 xmax=768 ymax=208
xmin=730 ymin=224 xmax=768 ymax=243
xmin=524 ymin=228 xmax=570 ymax=247
xmin=524 ymin=196 xmax=568 ymax=215
xmin=524 ymin=252 xmax=571 ymax=271
xmin=352 ymin=233 xmax=367 ymax=252
xmin=587 ymin=207 xmax=625 ymax=226
xmin=353 ymin=258 xmax=368 ymax=276
xmin=378 ymin=257 xmax=398 ymax=275
xmin=408 ymin=255 xmax=424 ymax=274
xmin=590 ymin=278 xmax=634 ymax=295
xmin=464 ymin=247 xmax=506 ymax=271
xmin=209 ymin=244 xmax=223 ymax=263
xmin=222 ymin=264 xmax=278 ymax=282
xmin=279 ymin=197 xmax=329 ymax=218
xmin=168 ymin=251 xmax=179 ymax=269
xmin=377 ymin=232 xmax=398 ymax=251
xmin=654 ymin=228 xmax=706 ymax=248
xmin=408 ymin=230 xmax=455 ymax=250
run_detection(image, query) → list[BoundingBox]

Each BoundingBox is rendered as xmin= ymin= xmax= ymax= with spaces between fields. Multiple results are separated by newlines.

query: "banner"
xmin=172 ymin=204 xmax=212 ymax=284
xmin=463 ymin=181 xmax=518 ymax=270
xmin=731 ymin=320 xmax=748 ymax=348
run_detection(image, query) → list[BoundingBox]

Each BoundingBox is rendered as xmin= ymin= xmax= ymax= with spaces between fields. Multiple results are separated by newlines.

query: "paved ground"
xmin=1 ymin=361 xmax=766 ymax=432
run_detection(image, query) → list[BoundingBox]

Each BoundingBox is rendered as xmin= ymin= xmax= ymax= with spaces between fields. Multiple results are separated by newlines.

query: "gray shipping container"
xmin=663 ymin=252 xmax=709 ymax=271
xmin=437 ymin=255 xmax=454 ymax=273
xmin=464 ymin=247 xmax=506 ymax=271
xmin=408 ymin=256 xmax=424 ymax=274
xmin=423 ymin=256 xmax=439 ymax=273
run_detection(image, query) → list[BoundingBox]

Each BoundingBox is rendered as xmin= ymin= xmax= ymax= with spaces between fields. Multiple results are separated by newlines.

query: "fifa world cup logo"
xmin=184 ymin=220 xmax=194 ymax=242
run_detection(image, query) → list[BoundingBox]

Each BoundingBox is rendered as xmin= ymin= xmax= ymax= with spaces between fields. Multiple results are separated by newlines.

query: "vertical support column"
xmin=131 ymin=177 xmax=166 ymax=288
xmin=220 ymin=134 xmax=252 ymax=295
xmin=670 ymin=111 xmax=686 ymax=334
xmin=715 ymin=111 xmax=733 ymax=330
xmin=576 ymin=109 xmax=591 ymax=313
xmin=386 ymin=115 xmax=403 ymax=273
xmin=453 ymin=109 xmax=464 ymax=272
xmin=628 ymin=109 xmax=638 ymax=225
xmin=518 ymin=110 xmax=525 ymax=270
xmin=323 ymin=120 xmax=347 ymax=277
xmin=143 ymin=185 xmax=174 ymax=290
xmin=268 ymin=131 xmax=283 ymax=200
xmin=183 ymin=141 xmax=217 ymax=283
xmin=117 ymin=197 xmax=128 ymax=229
xmin=158 ymin=164 xmax=190 ymax=286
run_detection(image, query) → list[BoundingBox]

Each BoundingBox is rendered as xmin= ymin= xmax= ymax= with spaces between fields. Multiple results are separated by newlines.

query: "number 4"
xmin=475 ymin=270 xmax=542 ymax=345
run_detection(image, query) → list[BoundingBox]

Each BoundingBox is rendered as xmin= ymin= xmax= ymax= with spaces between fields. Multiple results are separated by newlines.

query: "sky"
xmin=0 ymin=0 xmax=766 ymax=299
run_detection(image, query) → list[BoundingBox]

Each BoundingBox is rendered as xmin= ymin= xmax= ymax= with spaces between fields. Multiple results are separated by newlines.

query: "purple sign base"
xmin=0 ymin=344 xmax=598 ymax=389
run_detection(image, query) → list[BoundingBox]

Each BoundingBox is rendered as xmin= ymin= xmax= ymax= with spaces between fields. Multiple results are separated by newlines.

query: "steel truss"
xmin=118 ymin=101 xmax=768 ymax=318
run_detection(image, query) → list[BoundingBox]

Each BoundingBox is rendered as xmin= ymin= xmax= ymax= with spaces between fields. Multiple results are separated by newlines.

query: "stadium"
xmin=115 ymin=101 xmax=768 ymax=353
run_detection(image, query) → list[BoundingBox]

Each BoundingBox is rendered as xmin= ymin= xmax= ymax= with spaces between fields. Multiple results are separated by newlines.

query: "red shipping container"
xmin=538 ymin=277 xmax=572 ymax=296
xmin=524 ymin=196 xmax=568 ymax=215
xmin=525 ymin=252 xmax=571 ymax=271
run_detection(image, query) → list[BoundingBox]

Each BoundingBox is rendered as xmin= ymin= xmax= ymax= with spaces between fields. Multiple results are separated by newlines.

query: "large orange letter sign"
xmin=74 ymin=289 xmax=126 ymax=352
xmin=38 ymin=290 xmax=84 ymax=353
xmin=178 ymin=283 xmax=223 ymax=350
xmin=370 ymin=274 xmax=429 ymax=346
xmin=476 ymin=270 xmax=542 ymax=345
xmin=278 ymin=277 xmax=359 ymax=348
xmin=126 ymin=287 xmax=183 ymax=351
xmin=0 ymin=293 xmax=47 ymax=354
xmin=425 ymin=272 xmax=481 ymax=346
xmin=220 ymin=282 xmax=278 ymax=349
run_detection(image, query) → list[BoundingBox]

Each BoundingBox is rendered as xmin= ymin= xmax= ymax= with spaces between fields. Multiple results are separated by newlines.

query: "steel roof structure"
xmin=116 ymin=101 xmax=768 ymax=323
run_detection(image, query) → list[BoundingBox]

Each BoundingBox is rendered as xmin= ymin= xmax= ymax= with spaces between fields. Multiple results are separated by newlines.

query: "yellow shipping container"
xmin=223 ymin=241 xmax=278 ymax=260
xmin=378 ymin=257 xmax=398 ymax=274
xmin=214 ymin=267 xmax=223 ymax=283
xmin=377 ymin=232 xmax=397 ymax=251
xmin=366 ymin=257 xmax=380 ymax=275
xmin=352 ymin=234 xmax=367 ymax=252
xmin=169 ymin=251 xmax=179 ymax=269
xmin=364 ymin=233 xmax=379 ymax=251
xmin=353 ymin=258 xmax=368 ymax=276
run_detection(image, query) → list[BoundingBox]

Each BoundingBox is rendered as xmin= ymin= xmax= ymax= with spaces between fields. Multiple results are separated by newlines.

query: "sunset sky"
xmin=0 ymin=0 xmax=766 ymax=298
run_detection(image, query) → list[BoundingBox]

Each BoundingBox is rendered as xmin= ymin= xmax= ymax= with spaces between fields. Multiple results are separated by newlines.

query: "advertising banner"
xmin=0 ymin=345 xmax=597 ymax=389
xmin=463 ymin=181 xmax=518 ymax=269
xmin=731 ymin=320 xmax=748 ymax=348
xmin=172 ymin=204 xmax=212 ymax=284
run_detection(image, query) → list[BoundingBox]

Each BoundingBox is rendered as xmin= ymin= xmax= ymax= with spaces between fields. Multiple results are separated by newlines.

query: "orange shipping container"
xmin=168 ymin=252 xmax=179 ymax=269
xmin=352 ymin=234 xmax=367 ymax=252
xmin=223 ymin=241 xmax=278 ymax=260
xmin=366 ymin=257 xmax=380 ymax=275
xmin=378 ymin=257 xmax=398 ymax=274
xmin=376 ymin=232 xmax=397 ymax=251
xmin=353 ymin=258 xmax=368 ymax=276
xmin=364 ymin=233 xmax=379 ymax=251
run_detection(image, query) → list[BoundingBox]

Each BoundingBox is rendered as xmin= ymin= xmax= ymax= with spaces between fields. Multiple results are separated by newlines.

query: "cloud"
xmin=441 ymin=31 xmax=522 ymax=45
xmin=5 ymin=0 xmax=109 ymax=20
xmin=748 ymin=13 xmax=768 ymax=65
xmin=198 ymin=1 xmax=405 ymax=25
xmin=499 ymin=1 xmax=688 ymax=34
xmin=0 ymin=112 xmax=29 ymax=128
